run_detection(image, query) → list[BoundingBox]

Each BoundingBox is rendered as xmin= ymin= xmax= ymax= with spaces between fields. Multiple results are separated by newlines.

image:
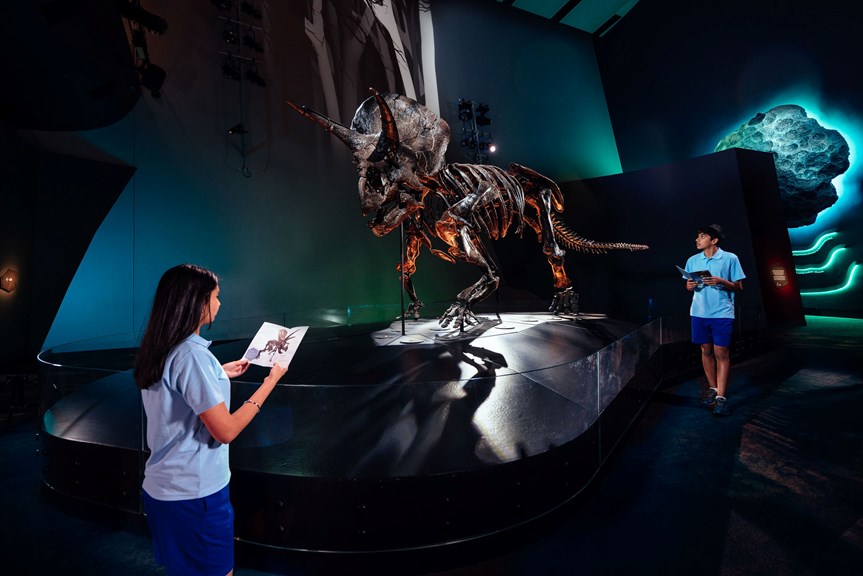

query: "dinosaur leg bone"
xmin=439 ymin=227 xmax=500 ymax=329
xmin=538 ymin=188 xmax=571 ymax=290
xmin=397 ymin=230 xmax=425 ymax=319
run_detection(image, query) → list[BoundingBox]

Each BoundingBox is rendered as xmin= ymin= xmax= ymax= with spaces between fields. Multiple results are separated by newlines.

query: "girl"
xmin=135 ymin=264 xmax=288 ymax=575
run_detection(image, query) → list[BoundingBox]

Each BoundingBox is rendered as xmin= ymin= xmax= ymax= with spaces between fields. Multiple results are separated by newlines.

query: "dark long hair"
xmin=134 ymin=264 xmax=219 ymax=389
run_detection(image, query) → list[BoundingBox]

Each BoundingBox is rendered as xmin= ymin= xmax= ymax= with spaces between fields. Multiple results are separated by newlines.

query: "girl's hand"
xmin=223 ymin=358 xmax=251 ymax=378
xmin=268 ymin=362 xmax=289 ymax=383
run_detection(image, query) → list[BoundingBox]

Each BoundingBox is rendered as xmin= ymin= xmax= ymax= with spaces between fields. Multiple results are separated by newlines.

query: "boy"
xmin=684 ymin=224 xmax=745 ymax=416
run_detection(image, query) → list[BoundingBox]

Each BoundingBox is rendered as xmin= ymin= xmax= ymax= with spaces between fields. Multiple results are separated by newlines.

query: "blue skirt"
xmin=143 ymin=484 xmax=234 ymax=576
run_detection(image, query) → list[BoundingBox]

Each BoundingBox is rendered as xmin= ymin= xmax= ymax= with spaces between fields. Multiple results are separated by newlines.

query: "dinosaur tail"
xmin=551 ymin=214 xmax=649 ymax=253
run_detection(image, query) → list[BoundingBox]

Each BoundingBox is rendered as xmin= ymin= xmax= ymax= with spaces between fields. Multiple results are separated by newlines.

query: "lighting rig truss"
xmin=215 ymin=0 xmax=265 ymax=177
xmin=458 ymin=99 xmax=494 ymax=164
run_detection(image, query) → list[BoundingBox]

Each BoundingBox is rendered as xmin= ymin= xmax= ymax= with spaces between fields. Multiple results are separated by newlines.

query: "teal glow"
xmin=791 ymin=231 xmax=839 ymax=256
xmin=709 ymin=90 xmax=861 ymax=245
xmin=795 ymin=245 xmax=846 ymax=274
xmin=783 ymin=96 xmax=862 ymax=243
xmin=513 ymin=0 xmax=567 ymax=19
xmin=803 ymin=315 xmax=863 ymax=331
xmin=800 ymin=263 xmax=861 ymax=296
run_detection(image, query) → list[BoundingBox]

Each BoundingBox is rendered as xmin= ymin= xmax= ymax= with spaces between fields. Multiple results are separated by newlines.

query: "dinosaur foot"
xmin=398 ymin=300 xmax=425 ymax=320
xmin=439 ymin=301 xmax=480 ymax=331
xmin=549 ymin=287 xmax=579 ymax=316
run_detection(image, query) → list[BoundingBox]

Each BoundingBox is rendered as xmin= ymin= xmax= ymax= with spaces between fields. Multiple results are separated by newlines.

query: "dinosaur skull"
xmin=348 ymin=92 xmax=450 ymax=234
xmin=288 ymin=90 xmax=450 ymax=236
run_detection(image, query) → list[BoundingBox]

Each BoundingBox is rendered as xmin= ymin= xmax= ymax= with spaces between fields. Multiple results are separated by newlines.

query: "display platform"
xmin=39 ymin=312 xmax=661 ymax=552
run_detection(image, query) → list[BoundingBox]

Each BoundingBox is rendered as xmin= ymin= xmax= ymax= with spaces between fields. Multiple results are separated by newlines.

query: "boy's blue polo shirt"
xmin=685 ymin=247 xmax=746 ymax=319
xmin=142 ymin=333 xmax=231 ymax=501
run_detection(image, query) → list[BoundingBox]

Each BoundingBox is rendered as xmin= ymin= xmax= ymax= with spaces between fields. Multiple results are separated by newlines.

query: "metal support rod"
xmin=400 ymin=222 xmax=406 ymax=335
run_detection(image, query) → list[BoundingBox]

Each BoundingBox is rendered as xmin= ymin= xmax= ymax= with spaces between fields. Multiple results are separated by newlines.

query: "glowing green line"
xmin=800 ymin=263 xmax=861 ymax=296
xmin=792 ymin=231 xmax=839 ymax=256
xmin=795 ymin=246 xmax=847 ymax=274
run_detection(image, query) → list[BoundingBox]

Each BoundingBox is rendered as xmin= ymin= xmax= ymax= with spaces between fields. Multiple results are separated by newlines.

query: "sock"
xmin=716 ymin=395 xmax=726 ymax=400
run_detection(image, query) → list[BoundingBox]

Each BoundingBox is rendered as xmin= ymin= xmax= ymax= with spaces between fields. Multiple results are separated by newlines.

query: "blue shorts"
xmin=143 ymin=484 xmax=234 ymax=576
xmin=691 ymin=316 xmax=733 ymax=347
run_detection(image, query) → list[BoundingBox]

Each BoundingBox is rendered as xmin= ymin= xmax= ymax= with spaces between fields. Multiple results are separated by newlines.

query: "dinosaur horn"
xmin=285 ymin=100 xmax=369 ymax=151
xmin=367 ymin=88 xmax=400 ymax=162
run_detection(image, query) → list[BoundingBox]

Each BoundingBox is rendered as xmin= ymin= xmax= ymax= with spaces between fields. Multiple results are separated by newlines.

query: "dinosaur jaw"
xmin=368 ymin=194 xmax=423 ymax=237
xmin=368 ymin=199 xmax=401 ymax=237
xmin=358 ymin=166 xmax=391 ymax=217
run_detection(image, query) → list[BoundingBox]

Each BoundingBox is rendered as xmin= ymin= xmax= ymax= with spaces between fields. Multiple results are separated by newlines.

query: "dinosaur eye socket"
xmin=363 ymin=167 xmax=385 ymax=192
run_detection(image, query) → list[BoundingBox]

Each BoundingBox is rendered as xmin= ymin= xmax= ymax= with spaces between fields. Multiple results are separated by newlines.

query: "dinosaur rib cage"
xmin=551 ymin=214 xmax=650 ymax=253
xmin=434 ymin=163 xmax=526 ymax=240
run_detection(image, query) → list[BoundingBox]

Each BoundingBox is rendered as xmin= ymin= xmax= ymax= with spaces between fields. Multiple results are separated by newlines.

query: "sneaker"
xmin=701 ymin=388 xmax=717 ymax=408
xmin=713 ymin=396 xmax=730 ymax=416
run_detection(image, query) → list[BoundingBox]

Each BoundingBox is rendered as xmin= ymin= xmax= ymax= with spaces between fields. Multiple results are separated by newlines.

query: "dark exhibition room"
xmin=1 ymin=0 xmax=861 ymax=575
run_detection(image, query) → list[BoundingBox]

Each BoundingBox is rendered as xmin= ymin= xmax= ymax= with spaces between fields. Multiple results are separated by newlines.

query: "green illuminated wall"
xmin=793 ymin=232 xmax=862 ymax=297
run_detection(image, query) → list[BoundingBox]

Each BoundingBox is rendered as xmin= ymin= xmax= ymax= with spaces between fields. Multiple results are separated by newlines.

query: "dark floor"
xmin=1 ymin=316 xmax=861 ymax=576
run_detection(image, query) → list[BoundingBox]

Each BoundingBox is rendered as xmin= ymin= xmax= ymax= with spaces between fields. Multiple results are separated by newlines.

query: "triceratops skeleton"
xmin=288 ymin=89 xmax=648 ymax=329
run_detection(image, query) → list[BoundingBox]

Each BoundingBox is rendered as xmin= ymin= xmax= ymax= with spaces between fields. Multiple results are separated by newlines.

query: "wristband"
xmin=244 ymin=399 xmax=262 ymax=413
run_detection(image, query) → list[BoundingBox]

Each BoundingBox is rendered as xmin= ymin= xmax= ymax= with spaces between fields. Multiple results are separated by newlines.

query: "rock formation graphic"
xmin=716 ymin=104 xmax=849 ymax=227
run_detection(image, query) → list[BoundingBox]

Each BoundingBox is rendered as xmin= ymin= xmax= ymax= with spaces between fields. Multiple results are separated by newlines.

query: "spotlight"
xmin=246 ymin=63 xmax=266 ymax=87
xmin=222 ymin=58 xmax=241 ymax=81
xmin=479 ymin=137 xmax=495 ymax=153
xmin=243 ymin=32 xmax=263 ymax=53
xmin=475 ymin=103 xmax=491 ymax=126
xmin=138 ymin=62 xmax=166 ymax=98
xmin=241 ymin=1 xmax=262 ymax=18
xmin=458 ymin=100 xmax=472 ymax=122
xmin=223 ymin=25 xmax=238 ymax=44
xmin=228 ymin=124 xmax=247 ymax=135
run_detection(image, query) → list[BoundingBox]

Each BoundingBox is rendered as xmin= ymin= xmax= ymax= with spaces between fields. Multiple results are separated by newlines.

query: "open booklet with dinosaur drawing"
xmin=242 ymin=322 xmax=308 ymax=368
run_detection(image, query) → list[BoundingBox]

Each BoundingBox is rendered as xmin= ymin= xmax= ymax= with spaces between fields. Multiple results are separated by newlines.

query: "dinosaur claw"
xmin=549 ymin=287 xmax=579 ymax=315
xmin=399 ymin=301 xmax=424 ymax=320
xmin=439 ymin=302 xmax=479 ymax=331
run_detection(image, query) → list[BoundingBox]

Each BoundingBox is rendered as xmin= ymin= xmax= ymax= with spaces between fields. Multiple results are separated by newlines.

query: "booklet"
xmin=676 ymin=265 xmax=710 ymax=283
xmin=242 ymin=322 xmax=308 ymax=367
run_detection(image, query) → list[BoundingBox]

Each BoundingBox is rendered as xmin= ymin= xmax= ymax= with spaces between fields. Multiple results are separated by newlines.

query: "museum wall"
xmin=596 ymin=0 xmax=863 ymax=317
xmin=0 ymin=133 xmax=136 ymax=371
xmin=555 ymin=149 xmax=803 ymax=329
xmin=431 ymin=0 xmax=621 ymax=181
xmin=26 ymin=0 xmax=619 ymax=357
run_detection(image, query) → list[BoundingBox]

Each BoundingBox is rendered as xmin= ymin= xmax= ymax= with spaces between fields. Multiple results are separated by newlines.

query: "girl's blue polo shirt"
xmin=142 ymin=333 xmax=231 ymax=501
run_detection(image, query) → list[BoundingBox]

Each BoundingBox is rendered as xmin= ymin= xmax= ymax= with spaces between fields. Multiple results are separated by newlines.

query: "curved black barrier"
xmin=39 ymin=311 xmax=662 ymax=552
